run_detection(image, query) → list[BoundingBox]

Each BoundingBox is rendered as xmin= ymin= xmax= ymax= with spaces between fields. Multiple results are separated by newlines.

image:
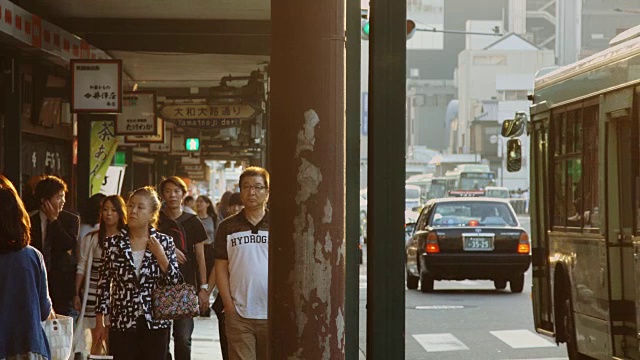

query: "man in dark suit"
xmin=30 ymin=175 xmax=80 ymax=316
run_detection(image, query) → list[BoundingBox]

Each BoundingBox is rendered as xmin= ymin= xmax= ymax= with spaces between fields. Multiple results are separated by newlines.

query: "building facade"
xmin=454 ymin=32 xmax=554 ymax=190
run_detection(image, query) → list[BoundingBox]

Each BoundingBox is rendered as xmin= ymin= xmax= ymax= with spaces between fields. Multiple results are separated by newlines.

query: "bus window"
xmin=566 ymin=159 xmax=582 ymax=228
xmin=566 ymin=110 xmax=583 ymax=228
xmin=550 ymin=109 xmax=589 ymax=230
xmin=617 ymin=116 xmax=634 ymax=232
xmin=583 ymin=106 xmax=599 ymax=229
xmin=553 ymin=161 xmax=567 ymax=227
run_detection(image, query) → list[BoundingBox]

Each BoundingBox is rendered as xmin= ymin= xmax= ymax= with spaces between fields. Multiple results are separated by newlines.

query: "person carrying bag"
xmin=42 ymin=310 xmax=74 ymax=360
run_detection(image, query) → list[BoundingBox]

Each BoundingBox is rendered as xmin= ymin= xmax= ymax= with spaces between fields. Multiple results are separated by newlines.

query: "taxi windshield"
xmin=430 ymin=202 xmax=518 ymax=227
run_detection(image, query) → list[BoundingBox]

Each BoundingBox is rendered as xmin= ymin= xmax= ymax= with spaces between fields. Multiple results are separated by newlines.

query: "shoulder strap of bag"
xmin=176 ymin=213 xmax=200 ymax=284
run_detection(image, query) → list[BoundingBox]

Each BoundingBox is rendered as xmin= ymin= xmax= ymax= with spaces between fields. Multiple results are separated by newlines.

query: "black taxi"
xmin=405 ymin=197 xmax=530 ymax=293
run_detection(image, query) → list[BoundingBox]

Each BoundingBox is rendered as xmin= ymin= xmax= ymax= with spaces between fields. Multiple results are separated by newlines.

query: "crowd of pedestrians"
xmin=0 ymin=166 xmax=270 ymax=360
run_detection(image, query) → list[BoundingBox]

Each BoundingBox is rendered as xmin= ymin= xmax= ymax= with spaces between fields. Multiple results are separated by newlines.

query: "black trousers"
xmin=212 ymin=296 xmax=229 ymax=360
xmin=109 ymin=317 xmax=170 ymax=360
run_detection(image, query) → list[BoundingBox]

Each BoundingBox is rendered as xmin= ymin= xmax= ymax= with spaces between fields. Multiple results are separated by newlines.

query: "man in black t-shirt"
xmin=159 ymin=177 xmax=208 ymax=360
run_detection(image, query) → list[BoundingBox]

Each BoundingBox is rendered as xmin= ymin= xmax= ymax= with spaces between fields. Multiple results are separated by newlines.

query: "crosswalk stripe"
xmin=505 ymin=358 xmax=567 ymax=360
xmin=509 ymin=358 xmax=569 ymax=360
xmin=412 ymin=333 xmax=470 ymax=352
xmin=490 ymin=329 xmax=556 ymax=349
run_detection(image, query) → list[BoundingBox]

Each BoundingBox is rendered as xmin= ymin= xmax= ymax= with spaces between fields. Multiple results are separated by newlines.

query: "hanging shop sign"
xmin=171 ymin=133 xmax=188 ymax=155
xmin=124 ymin=118 xmax=165 ymax=144
xmin=149 ymin=129 xmax=172 ymax=153
xmin=89 ymin=120 xmax=119 ymax=196
xmin=159 ymin=103 xmax=260 ymax=129
xmin=99 ymin=166 xmax=126 ymax=196
xmin=115 ymin=92 xmax=157 ymax=135
xmin=181 ymin=156 xmax=202 ymax=165
xmin=181 ymin=164 xmax=204 ymax=172
xmin=71 ymin=59 xmax=122 ymax=113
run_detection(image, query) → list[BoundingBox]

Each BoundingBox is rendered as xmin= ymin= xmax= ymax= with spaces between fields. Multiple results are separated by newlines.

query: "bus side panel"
xmin=550 ymin=235 xmax=611 ymax=358
xmin=574 ymin=313 xmax=613 ymax=360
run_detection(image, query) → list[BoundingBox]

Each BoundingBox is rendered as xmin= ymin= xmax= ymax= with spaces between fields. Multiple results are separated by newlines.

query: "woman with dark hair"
xmin=74 ymin=195 xmax=127 ymax=356
xmin=196 ymin=195 xmax=218 ymax=239
xmin=79 ymin=193 xmax=107 ymax=243
xmin=217 ymin=191 xmax=233 ymax=220
xmin=0 ymin=175 xmax=52 ymax=360
xmin=95 ymin=187 xmax=180 ymax=360
xmin=195 ymin=195 xmax=218 ymax=318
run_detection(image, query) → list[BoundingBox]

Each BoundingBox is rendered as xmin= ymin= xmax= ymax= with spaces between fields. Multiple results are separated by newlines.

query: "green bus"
xmin=507 ymin=25 xmax=640 ymax=360
xmin=444 ymin=164 xmax=496 ymax=191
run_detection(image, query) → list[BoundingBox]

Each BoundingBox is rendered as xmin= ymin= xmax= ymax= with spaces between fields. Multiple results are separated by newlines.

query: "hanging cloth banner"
xmin=89 ymin=120 xmax=119 ymax=195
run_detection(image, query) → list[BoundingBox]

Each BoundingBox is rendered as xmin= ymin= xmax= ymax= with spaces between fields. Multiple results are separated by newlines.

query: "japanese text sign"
xmin=89 ymin=120 xmax=119 ymax=195
xmin=149 ymin=129 xmax=172 ymax=153
xmin=116 ymin=92 xmax=157 ymax=135
xmin=160 ymin=103 xmax=259 ymax=129
xmin=124 ymin=118 xmax=165 ymax=144
xmin=71 ymin=59 xmax=122 ymax=113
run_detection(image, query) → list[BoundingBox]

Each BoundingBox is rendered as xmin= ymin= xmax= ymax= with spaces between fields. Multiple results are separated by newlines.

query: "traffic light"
xmin=361 ymin=19 xmax=417 ymax=41
xmin=406 ymin=20 xmax=416 ymax=40
xmin=185 ymin=138 xmax=200 ymax=152
xmin=361 ymin=19 xmax=371 ymax=40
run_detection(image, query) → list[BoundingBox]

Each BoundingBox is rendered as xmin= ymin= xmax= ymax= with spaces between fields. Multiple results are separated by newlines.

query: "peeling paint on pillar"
xmin=283 ymin=109 xmax=344 ymax=359
xmin=295 ymin=158 xmax=322 ymax=204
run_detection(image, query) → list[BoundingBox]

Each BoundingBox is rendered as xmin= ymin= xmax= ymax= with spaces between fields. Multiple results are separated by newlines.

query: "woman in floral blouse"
xmin=95 ymin=187 xmax=180 ymax=360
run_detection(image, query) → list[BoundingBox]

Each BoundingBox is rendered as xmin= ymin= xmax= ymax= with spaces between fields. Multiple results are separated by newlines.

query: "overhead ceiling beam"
xmin=59 ymin=18 xmax=271 ymax=56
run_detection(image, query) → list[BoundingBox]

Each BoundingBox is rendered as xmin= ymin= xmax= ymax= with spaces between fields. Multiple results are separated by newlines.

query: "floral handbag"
xmin=152 ymin=277 xmax=200 ymax=320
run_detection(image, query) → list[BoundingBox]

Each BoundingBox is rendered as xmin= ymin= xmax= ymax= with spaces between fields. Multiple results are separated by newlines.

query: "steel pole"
xmin=345 ymin=0 xmax=362 ymax=358
xmin=270 ymin=0 xmax=346 ymax=357
xmin=366 ymin=0 xmax=406 ymax=356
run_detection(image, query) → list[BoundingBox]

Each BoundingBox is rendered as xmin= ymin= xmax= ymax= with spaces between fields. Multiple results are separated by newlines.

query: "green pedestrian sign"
xmin=185 ymin=138 xmax=200 ymax=152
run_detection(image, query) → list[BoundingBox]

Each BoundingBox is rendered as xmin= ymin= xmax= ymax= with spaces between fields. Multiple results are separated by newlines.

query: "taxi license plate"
xmin=464 ymin=237 xmax=493 ymax=251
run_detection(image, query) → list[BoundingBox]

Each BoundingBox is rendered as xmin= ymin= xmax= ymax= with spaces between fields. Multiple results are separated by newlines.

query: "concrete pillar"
xmin=270 ymin=0 xmax=346 ymax=357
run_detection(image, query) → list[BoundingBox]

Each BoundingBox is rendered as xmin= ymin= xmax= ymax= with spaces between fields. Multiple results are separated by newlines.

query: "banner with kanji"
xmin=90 ymin=120 xmax=119 ymax=195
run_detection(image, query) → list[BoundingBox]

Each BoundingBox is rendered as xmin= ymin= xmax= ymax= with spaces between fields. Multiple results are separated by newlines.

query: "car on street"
xmin=485 ymin=186 xmax=510 ymax=199
xmin=405 ymin=197 xmax=530 ymax=293
xmin=405 ymin=209 xmax=420 ymax=246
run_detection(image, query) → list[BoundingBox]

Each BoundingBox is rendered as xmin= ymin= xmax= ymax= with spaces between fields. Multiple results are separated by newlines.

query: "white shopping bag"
xmin=42 ymin=314 xmax=74 ymax=360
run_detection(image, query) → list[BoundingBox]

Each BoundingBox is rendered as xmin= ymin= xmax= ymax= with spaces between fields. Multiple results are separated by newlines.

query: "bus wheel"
xmin=494 ymin=279 xmax=507 ymax=290
xmin=562 ymin=298 xmax=580 ymax=359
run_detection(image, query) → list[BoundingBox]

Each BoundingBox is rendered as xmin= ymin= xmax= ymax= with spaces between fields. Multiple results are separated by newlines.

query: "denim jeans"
xmin=169 ymin=317 xmax=194 ymax=360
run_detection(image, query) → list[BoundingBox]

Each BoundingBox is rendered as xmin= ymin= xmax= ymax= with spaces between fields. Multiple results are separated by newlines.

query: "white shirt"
xmin=182 ymin=206 xmax=196 ymax=215
xmin=226 ymin=230 xmax=269 ymax=319
xmin=132 ymin=250 xmax=146 ymax=317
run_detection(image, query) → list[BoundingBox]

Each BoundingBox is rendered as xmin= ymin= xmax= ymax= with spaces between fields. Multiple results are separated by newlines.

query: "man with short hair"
xmin=183 ymin=195 xmax=197 ymax=215
xmin=214 ymin=167 xmax=269 ymax=360
xmin=158 ymin=176 xmax=209 ymax=360
xmin=29 ymin=175 xmax=80 ymax=316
